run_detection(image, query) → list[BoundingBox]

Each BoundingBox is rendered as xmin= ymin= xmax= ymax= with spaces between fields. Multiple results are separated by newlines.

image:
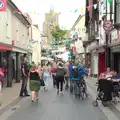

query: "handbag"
xmin=40 ymin=79 xmax=45 ymax=86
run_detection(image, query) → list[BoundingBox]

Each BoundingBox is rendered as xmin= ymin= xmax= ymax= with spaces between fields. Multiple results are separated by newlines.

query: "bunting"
xmin=108 ymin=0 xmax=112 ymax=4
xmin=14 ymin=2 xmax=100 ymax=16
xmin=29 ymin=39 xmax=48 ymax=45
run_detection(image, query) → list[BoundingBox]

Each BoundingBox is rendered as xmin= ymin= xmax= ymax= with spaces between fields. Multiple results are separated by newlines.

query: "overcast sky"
xmin=12 ymin=0 xmax=86 ymax=30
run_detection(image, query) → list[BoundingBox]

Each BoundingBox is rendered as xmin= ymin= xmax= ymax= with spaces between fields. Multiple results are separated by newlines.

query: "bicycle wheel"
xmin=79 ymin=86 xmax=84 ymax=100
xmin=74 ymin=84 xmax=79 ymax=98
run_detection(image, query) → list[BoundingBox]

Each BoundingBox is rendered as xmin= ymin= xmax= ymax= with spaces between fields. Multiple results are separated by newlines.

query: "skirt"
xmin=29 ymin=80 xmax=40 ymax=91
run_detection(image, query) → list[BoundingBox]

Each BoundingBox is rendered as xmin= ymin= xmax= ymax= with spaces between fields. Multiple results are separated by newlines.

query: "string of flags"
xmin=12 ymin=0 xmax=113 ymax=16
xmin=29 ymin=40 xmax=48 ymax=45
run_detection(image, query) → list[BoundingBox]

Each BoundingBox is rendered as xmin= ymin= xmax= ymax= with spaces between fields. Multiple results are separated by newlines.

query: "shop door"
xmin=114 ymin=53 xmax=120 ymax=73
xmin=98 ymin=53 xmax=106 ymax=76
xmin=93 ymin=55 xmax=98 ymax=75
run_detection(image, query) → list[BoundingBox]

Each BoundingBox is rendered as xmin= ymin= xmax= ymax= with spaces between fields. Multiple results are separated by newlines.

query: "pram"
xmin=70 ymin=66 xmax=88 ymax=99
xmin=93 ymin=77 xmax=120 ymax=107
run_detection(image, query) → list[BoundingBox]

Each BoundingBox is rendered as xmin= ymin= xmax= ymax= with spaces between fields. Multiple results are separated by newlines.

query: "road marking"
xmin=87 ymin=85 xmax=119 ymax=120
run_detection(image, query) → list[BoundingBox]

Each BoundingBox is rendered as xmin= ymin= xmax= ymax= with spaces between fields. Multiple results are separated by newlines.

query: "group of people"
xmin=20 ymin=58 xmax=88 ymax=102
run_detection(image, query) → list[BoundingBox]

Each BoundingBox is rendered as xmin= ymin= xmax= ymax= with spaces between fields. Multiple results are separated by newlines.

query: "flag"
xmin=93 ymin=4 xmax=97 ymax=9
xmin=87 ymin=5 xmax=91 ymax=11
xmin=40 ymin=41 xmax=43 ymax=45
xmin=80 ymin=8 xmax=84 ymax=13
xmin=100 ymin=2 xmax=104 ymax=5
xmin=72 ymin=46 xmax=76 ymax=53
xmin=0 ymin=0 xmax=6 ymax=11
xmin=74 ymin=9 xmax=78 ymax=13
xmin=15 ymin=9 xmax=22 ymax=14
xmin=108 ymin=0 xmax=112 ymax=4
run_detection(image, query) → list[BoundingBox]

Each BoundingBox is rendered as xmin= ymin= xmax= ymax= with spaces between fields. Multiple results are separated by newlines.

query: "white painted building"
xmin=0 ymin=0 xmax=32 ymax=86
xmin=0 ymin=0 xmax=31 ymax=53
xmin=32 ymin=25 xmax=41 ymax=64
xmin=70 ymin=16 xmax=87 ymax=54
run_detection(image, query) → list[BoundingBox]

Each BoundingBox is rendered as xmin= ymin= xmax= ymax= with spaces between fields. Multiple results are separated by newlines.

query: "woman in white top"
xmin=43 ymin=62 xmax=51 ymax=90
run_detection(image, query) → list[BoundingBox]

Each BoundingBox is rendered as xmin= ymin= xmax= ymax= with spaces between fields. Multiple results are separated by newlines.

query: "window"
xmin=5 ymin=10 xmax=10 ymax=38
xmin=16 ymin=30 xmax=19 ymax=42
xmin=116 ymin=0 xmax=120 ymax=24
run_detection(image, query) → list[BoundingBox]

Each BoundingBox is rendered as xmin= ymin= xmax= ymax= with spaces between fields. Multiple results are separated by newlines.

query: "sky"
xmin=12 ymin=0 xmax=86 ymax=30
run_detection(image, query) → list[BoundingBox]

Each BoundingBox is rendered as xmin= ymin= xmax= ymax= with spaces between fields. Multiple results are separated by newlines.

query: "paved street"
xmin=0 ymin=80 xmax=108 ymax=120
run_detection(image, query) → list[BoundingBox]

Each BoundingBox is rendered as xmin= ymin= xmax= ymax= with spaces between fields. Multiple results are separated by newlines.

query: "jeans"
xmin=56 ymin=76 xmax=64 ymax=92
xmin=43 ymin=72 xmax=50 ymax=88
xmin=20 ymin=76 xmax=28 ymax=96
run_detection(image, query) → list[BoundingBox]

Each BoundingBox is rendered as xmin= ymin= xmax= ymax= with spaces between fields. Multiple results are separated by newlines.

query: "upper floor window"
xmin=16 ymin=30 xmax=19 ymax=42
xmin=5 ymin=10 xmax=10 ymax=38
xmin=116 ymin=0 xmax=120 ymax=24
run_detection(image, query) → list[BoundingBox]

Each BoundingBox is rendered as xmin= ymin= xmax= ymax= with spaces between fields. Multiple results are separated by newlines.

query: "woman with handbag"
xmin=28 ymin=63 xmax=41 ymax=102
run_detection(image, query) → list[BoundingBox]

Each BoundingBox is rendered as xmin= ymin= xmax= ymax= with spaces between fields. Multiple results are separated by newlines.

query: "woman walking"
xmin=43 ymin=62 xmax=51 ymax=90
xmin=55 ymin=62 xmax=66 ymax=95
xmin=28 ymin=63 xmax=41 ymax=102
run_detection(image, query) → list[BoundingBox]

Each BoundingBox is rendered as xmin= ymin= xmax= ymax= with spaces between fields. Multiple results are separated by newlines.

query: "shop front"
xmin=109 ymin=29 xmax=120 ymax=73
xmin=98 ymin=22 xmax=106 ymax=76
xmin=98 ymin=47 xmax=106 ymax=76
xmin=0 ymin=44 xmax=13 ymax=87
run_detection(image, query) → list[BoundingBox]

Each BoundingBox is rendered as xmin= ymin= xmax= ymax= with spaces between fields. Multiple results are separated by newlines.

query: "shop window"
xmin=116 ymin=0 xmax=120 ymax=24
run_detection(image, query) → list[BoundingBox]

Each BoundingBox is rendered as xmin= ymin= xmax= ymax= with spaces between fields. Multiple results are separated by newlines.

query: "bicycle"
xmin=74 ymin=78 xmax=88 ymax=99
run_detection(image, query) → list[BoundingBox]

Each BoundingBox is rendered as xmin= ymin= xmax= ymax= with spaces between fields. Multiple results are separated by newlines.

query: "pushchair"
xmin=93 ymin=78 xmax=114 ymax=107
xmin=70 ymin=66 xmax=88 ymax=99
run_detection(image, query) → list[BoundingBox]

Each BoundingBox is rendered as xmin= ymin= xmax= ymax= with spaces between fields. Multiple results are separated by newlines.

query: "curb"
xmin=0 ymin=97 xmax=21 ymax=115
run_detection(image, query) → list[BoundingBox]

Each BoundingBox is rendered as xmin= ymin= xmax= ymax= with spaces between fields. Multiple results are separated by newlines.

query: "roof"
xmin=71 ymin=15 xmax=85 ymax=29
xmin=7 ymin=0 xmax=31 ymax=27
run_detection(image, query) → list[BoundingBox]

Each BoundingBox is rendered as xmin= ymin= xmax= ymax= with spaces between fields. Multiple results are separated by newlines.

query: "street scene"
xmin=0 ymin=0 xmax=120 ymax=120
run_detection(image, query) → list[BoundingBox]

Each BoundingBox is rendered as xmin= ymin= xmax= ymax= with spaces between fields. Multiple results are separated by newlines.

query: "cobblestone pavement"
xmin=0 ymin=80 xmax=109 ymax=120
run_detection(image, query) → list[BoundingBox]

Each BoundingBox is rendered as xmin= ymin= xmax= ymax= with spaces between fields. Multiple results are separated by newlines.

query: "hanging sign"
xmin=103 ymin=20 xmax=113 ymax=33
xmin=0 ymin=0 xmax=6 ymax=11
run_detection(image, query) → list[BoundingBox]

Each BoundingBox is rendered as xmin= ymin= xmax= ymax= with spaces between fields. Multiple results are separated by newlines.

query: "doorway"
xmin=114 ymin=53 xmax=120 ymax=73
xmin=98 ymin=52 xmax=106 ymax=76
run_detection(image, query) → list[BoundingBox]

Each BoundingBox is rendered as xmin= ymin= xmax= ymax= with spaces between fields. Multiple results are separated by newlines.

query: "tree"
xmin=51 ymin=26 xmax=67 ymax=44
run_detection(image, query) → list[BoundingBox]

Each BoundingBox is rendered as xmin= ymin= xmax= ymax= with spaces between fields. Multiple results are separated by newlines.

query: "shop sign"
xmin=103 ymin=20 xmax=113 ymax=33
xmin=87 ymin=41 xmax=98 ymax=50
xmin=0 ymin=45 xmax=12 ymax=50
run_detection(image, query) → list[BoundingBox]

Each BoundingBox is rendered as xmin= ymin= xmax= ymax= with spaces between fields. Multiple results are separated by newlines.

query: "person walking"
xmin=28 ymin=63 xmax=41 ymax=102
xmin=20 ymin=59 xmax=30 ymax=97
xmin=43 ymin=62 xmax=51 ymax=90
xmin=55 ymin=62 xmax=66 ymax=95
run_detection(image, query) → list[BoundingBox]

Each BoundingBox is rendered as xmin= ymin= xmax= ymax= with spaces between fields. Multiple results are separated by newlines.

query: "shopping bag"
xmin=40 ymin=79 xmax=45 ymax=87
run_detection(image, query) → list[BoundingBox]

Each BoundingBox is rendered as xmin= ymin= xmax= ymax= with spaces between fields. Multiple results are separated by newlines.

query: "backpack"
xmin=73 ymin=68 xmax=79 ymax=78
xmin=56 ymin=68 xmax=65 ymax=77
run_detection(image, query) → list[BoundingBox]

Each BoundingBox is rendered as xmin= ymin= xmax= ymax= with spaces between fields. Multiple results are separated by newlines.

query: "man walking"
xmin=20 ymin=58 xmax=30 ymax=97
